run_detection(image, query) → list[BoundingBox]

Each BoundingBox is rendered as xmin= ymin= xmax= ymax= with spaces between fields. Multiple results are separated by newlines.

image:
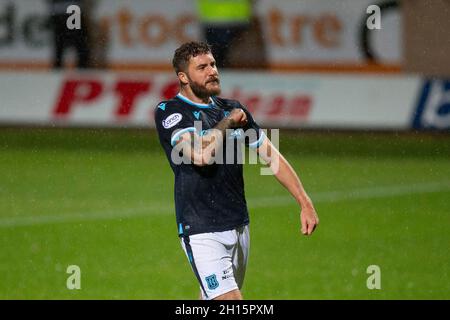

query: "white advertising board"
xmin=2 ymin=71 xmax=446 ymax=130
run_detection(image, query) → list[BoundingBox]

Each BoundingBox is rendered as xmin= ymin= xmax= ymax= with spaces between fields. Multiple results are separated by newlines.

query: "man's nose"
xmin=208 ymin=66 xmax=218 ymax=76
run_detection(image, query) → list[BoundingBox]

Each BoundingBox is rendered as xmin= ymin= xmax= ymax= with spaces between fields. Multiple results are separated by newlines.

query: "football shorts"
xmin=180 ymin=224 xmax=250 ymax=300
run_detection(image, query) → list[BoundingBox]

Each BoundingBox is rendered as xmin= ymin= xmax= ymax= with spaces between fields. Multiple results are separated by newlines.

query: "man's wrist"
xmin=296 ymin=195 xmax=314 ymax=210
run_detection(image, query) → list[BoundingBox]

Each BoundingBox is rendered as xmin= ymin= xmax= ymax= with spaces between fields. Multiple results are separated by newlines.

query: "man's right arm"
xmin=173 ymin=108 xmax=248 ymax=166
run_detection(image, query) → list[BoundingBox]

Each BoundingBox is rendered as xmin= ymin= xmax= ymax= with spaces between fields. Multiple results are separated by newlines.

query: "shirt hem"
xmin=178 ymin=221 xmax=249 ymax=237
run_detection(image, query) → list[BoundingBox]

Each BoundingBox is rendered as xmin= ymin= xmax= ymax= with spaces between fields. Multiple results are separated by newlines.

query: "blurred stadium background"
xmin=0 ymin=0 xmax=449 ymax=299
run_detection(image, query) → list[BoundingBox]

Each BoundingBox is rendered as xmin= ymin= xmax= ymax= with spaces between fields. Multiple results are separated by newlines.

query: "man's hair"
xmin=172 ymin=41 xmax=211 ymax=74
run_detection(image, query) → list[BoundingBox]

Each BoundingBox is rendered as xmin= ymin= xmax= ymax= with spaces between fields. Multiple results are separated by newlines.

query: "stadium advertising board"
xmin=0 ymin=0 xmax=401 ymax=69
xmin=2 ymin=72 xmax=447 ymax=130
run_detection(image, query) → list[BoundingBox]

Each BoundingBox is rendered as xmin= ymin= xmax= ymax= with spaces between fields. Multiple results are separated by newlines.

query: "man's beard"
xmin=188 ymin=77 xmax=221 ymax=100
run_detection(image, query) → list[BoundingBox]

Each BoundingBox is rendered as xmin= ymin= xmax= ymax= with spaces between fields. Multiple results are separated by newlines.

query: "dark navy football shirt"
xmin=154 ymin=93 xmax=265 ymax=236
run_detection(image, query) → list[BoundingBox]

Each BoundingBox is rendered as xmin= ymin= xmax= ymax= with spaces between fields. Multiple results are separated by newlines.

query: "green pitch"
xmin=1 ymin=128 xmax=449 ymax=299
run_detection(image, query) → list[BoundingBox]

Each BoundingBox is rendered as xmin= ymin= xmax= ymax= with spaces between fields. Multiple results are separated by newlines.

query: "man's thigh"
xmin=214 ymin=288 xmax=243 ymax=300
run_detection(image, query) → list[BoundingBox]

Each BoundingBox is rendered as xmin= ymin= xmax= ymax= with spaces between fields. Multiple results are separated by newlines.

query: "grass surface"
xmin=0 ymin=128 xmax=449 ymax=299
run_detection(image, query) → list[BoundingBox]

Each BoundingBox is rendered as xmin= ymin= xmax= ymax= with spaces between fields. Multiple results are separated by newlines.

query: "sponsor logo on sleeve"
xmin=162 ymin=113 xmax=182 ymax=129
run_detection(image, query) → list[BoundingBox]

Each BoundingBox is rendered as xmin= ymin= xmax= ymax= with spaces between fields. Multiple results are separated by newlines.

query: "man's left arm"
xmin=256 ymin=137 xmax=319 ymax=236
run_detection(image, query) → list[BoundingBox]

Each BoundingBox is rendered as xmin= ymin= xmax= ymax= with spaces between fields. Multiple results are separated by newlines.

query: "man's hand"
xmin=300 ymin=204 xmax=319 ymax=236
xmin=227 ymin=108 xmax=248 ymax=128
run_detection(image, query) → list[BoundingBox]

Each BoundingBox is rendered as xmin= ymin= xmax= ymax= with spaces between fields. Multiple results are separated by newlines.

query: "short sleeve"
xmin=154 ymin=102 xmax=196 ymax=149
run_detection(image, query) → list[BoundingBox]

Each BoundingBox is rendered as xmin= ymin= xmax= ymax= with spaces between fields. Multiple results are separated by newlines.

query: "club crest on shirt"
xmin=229 ymin=128 xmax=244 ymax=139
xmin=163 ymin=113 xmax=182 ymax=129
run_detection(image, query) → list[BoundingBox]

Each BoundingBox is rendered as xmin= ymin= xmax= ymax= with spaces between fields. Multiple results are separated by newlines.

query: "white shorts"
xmin=180 ymin=225 xmax=250 ymax=300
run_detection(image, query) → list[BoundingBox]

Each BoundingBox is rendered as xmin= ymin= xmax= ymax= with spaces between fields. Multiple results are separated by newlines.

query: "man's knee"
xmin=213 ymin=289 xmax=243 ymax=300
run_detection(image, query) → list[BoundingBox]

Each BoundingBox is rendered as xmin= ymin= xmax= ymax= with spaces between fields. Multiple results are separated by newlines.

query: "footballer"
xmin=155 ymin=41 xmax=319 ymax=300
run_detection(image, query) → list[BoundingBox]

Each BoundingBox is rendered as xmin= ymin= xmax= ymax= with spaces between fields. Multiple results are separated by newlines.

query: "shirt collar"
xmin=176 ymin=93 xmax=215 ymax=109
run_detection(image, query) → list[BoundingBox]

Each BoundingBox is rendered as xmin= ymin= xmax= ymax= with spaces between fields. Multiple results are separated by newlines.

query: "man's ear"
xmin=178 ymin=72 xmax=189 ymax=86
